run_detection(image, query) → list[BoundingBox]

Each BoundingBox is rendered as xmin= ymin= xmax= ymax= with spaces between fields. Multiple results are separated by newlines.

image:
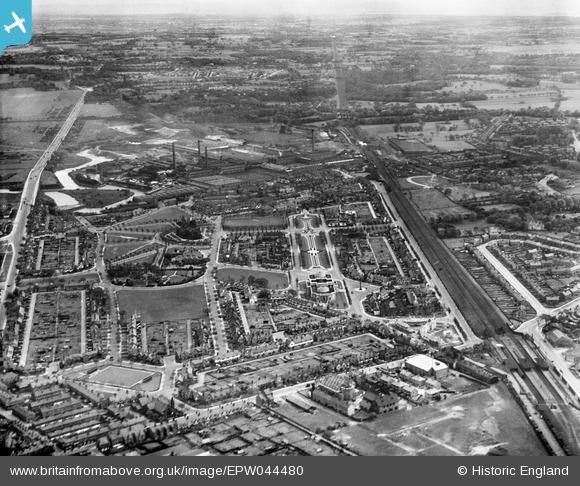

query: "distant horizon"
xmin=32 ymin=0 xmax=580 ymax=18
xmin=31 ymin=11 xmax=580 ymax=19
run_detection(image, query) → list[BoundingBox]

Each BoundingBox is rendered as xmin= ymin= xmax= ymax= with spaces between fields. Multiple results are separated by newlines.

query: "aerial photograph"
xmin=1 ymin=0 xmax=580 ymax=458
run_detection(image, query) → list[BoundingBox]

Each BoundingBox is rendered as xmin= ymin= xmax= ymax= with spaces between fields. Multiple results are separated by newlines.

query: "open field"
xmin=402 ymin=176 xmax=492 ymax=202
xmin=471 ymin=95 xmax=555 ymax=110
xmin=360 ymin=120 xmax=476 ymax=145
xmin=62 ymin=188 xmax=133 ymax=208
xmin=80 ymin=103 xmax=122 ymax=118
xmin=409 ymin=188 xmax=473 ymax=220
xmin=486 ymin=42 xmax=580 ymax=55
xmin=87 ymin=366 xmax=154 ymax=388
xmin=117 ymin=285 xmax=207 ymax=322
xmin=277 ymin=381 xmax=545 ymax=456
xmin=223 ymin=215 xmax=287 ymax=230
xmin=114 ymin=206 xmax=191 ymax=228
xmin=216 ymin=267 xmax=289 ymax=289
xmin=0 ymin=88 xmax=81 ymax=119
xmin=76 ymin=119 xmax=121 ymax=143
xmin=103 ymin=241 xmax=149 ymax=261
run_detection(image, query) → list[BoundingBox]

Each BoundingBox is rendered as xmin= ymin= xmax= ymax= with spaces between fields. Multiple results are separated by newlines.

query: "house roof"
xmin=406 ymin=354 xmax=448 ymax=373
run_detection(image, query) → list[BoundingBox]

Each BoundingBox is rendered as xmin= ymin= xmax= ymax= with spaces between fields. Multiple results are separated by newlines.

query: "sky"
xmin=32 ymin=0 xmax=580 ymax=17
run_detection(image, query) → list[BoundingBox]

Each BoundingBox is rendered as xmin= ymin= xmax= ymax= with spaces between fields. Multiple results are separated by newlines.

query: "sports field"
xmin=88 ymin=366 xmax=153 ymax=388
xmin=216 ymin=267 xmax=288 ymax=289
xmin=117 ymin=285 xmax=207 ymax=322
xmin=223 ymin=214 xmax=287 ymax=229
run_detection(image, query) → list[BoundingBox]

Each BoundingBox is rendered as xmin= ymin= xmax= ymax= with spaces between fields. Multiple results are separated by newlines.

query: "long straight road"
xmin=202 ymin=216 xmax=230 ymax=357
xmin=0 ymin=87 xmax=88 ymax=330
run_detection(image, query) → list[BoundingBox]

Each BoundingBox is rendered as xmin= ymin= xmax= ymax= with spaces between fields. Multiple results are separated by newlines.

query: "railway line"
xmin=366 ymin=148 xmax=510 ymax=337
xmin=358 ymin=144 xmax=580 ymax=455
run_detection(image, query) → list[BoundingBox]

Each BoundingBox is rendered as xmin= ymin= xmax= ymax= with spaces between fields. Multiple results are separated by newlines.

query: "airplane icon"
xmin=4 ymin=12 xmax=26 ymax=34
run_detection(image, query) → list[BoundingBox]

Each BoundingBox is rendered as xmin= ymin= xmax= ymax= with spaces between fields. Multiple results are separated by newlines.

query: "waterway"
xmin=54 ymin=149 xmax=113 ymax=190
xmin=50 ymin=149 xmax=144 ymax=212
xmin=45 ymin=191 xmax=80 ymax=208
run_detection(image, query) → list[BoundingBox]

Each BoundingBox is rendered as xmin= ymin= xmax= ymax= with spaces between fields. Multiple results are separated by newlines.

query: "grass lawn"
xmin=410 ymin=188 xmax=474 ymax=219
xmin=216 ymin=267 xmax=288 ymax=289
xmin=117 ymin=285 xmax=207 ymax=322
xmin=62 ymin=188 xmax=133 ymax=208
xmin=125 ymin=206 xmax=191 ymax=226
xmin=103 ymin=242 xmax=148 ymax=261
xmin=223 ymin=214 xmax=287 ymax=229
xmin=88 ymin=366 xmax=153 ymax=388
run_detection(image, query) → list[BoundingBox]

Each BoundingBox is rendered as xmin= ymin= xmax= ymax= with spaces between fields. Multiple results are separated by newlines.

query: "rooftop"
xmin=406 ymin=354 xmax=448 ymax=373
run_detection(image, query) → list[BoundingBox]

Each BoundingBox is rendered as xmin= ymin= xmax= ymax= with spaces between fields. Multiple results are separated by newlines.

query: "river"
xmin=54 ymin=149 xmax=113 ymax=190
xmin=50 ymin=149 xmax=144 ymax=212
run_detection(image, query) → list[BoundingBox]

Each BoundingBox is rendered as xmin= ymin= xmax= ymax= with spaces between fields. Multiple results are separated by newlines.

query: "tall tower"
xmin=172 ymin=143 xmax=176 ymax=171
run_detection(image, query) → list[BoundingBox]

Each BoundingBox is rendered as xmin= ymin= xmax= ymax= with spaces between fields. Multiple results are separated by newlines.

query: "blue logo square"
xmin=1 ymin=0 xmax=32 ymax=54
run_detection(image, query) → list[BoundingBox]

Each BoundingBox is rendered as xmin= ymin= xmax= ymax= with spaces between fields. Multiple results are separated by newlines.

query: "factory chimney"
xmin=311 ymin=129 xmax=315 ymax=153
xmin=197 ymin=140 xmax=201 ymax=162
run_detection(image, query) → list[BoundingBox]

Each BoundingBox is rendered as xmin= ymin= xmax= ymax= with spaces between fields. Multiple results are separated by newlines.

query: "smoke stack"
xmin=197 ymin=140 xmax=201 ymax=161
xmin=205 ymin=147 xmax=208 ymax=167
xmin=172 ymin=143 xmax=176 ymax=170
xmin=311 ymin=129 xmax=315 ymax=153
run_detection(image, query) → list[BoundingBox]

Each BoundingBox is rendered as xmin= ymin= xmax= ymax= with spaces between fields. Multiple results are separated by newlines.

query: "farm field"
xmin=0 ymin=88 xmax=81 ymax=119
xmin=486 ymin=42 xmax=580 ymax=55
xmin=216 ymin=267 xmax=289 ymax=289
xmin=560 ymin=90 xmax=580 ymax=111
xmin=471 ymin=95 xmax=555 ymax=110
xmin=116 ymin=285 xmax=207 ymax=322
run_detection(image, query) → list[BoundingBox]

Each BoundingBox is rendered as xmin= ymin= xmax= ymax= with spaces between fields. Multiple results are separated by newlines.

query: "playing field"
xmin=216 ymin=267 xmax=288 ymax=289
xmin=117 ymin=285 xmax=207 ymax=322
xmin=88 ymin=366 xmax=153 ymax=388
xmin=223 ymin=214 xmax=287 ymax=229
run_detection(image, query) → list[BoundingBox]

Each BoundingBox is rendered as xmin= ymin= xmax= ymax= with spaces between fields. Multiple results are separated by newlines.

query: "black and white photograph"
xmin=1 ymin=0 xmax=580 ymax=469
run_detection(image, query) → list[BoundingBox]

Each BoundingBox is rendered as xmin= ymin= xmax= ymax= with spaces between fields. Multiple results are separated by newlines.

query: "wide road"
xmin=0 ymin=87 xmax=88 ymax=330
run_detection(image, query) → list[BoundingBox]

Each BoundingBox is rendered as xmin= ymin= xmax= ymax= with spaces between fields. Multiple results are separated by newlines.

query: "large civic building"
xmin=405 ymin=354 xmax=449 ymax=379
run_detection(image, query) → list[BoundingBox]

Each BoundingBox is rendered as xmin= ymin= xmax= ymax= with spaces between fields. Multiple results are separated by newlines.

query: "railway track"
xmin=367 ymin=149 xmax=510 ymax=337
xmin=361 ymin=146 xmax=580 ymax=454
xmin=498 ymin=334 xmax=580 ymax=455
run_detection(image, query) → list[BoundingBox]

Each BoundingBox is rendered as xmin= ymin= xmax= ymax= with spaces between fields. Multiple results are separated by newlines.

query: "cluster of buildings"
xmin=219 ymin=233 xmax=292 ymax=270
xmin=489 ymin=240 xmax=580 ymax=306
xmin=309 ymin=355 xmax=450 ymax=418
xmin=0 ymin=380 xmax=150 ymax=454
